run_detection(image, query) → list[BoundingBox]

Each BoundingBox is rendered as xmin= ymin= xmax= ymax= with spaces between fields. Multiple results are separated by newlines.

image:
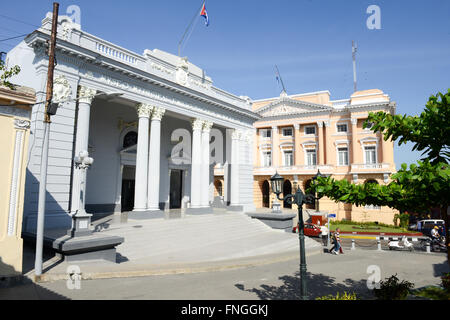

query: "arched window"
xmin=123 ymin=131 xmax=138 ymax=149
xmin=365 ymin=179 xmax=379 ymax=185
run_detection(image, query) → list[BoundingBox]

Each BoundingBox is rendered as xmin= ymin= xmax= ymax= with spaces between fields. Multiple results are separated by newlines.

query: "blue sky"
xmin=1 ymin=0 xmax=450 ymax=169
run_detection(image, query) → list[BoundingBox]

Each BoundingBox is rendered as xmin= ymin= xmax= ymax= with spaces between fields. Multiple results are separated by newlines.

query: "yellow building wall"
xmin=0 ymin=114 xmax=30 ymax=276
xmin=252 ymin=89 xmax=398 ymax=225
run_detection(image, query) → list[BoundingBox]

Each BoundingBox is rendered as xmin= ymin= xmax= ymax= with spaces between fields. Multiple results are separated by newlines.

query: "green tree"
xmin=309 ymin=90 xmax=450 ymax=264
xmin=0 ymin=59 xmax=21 ymax=90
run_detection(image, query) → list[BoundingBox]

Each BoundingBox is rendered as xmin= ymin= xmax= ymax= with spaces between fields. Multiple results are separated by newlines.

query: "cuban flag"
xmin=200 ymin=2 xmax=209 ymax=26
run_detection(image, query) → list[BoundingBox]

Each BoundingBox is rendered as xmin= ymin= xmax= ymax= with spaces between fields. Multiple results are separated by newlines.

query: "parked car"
xmin=293 ymin=223 xmax=328 ymax=237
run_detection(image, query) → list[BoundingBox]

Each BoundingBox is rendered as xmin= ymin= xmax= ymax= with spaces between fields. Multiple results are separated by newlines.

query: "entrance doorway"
xmin=283 ymin=180 xmax=292 ymax=209
xmin=262 ymin=180 xmax=270 ymax=208
xmin=121 ymin=166 xmax=135 ymax=212
xmin=170 ymin=170 xmax=183 ymax=209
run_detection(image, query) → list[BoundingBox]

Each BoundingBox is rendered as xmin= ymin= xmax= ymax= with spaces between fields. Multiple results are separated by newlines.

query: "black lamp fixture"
xmin=270 ymin=172 xmax=284 ymax=196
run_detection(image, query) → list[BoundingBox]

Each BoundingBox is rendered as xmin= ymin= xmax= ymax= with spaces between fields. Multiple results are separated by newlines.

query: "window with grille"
xmin=337 ymin=124 xmax=348 ymax=133
xmin=283 ymin=150 xmax=293 ymax=166
xmin=364 ymin=146 xmax=377 ymax=164
xmin=282 ymin=128 xmax=293 ymax=137
xmin=338 ymin=147 xmax=349 ymax=165
xmin=305 ymin=126 xmax=316 ymax=135
xmin=306 ymin=149 xmax=317 ymax=166
xmin=262 ymin=151 xmax=272 ymax=167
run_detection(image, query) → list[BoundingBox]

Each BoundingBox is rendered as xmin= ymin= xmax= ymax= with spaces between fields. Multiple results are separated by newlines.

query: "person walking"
xmin=332 ymin=228 xmax=343 ymax=255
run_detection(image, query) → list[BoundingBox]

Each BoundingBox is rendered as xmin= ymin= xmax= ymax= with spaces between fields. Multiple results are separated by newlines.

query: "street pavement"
xmin=1 ymin=244 xmax=448 ymax=300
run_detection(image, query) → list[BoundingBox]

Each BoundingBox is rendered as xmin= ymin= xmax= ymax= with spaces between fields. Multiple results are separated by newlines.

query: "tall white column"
xmin=147 ymin=107 xmax=165 ymax=211
xmin=201 ymin=121 xmax=213 ymax=207
xmin=70 ymin=86 xmax=96 ymax=214
xmin=133 ymin=103 xmax=152 ymax=211
xmin=190 ymin=119 xmax=203 ymax=208
xmin=230 ymin=129 xmax=241 ymax=206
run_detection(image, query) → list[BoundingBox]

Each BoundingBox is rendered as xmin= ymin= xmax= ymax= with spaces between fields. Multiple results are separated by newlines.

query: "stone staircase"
xmin=92 ymin=211 xmax=322 ymax=265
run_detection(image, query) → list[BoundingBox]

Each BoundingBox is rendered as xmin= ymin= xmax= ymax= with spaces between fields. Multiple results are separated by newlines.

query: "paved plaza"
xmin=0 ymin=247 xmax=448 ymax=300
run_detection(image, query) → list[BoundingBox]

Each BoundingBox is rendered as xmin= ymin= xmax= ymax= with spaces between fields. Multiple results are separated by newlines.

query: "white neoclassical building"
xmin=6 ymin=13 xmax=258 ymax=232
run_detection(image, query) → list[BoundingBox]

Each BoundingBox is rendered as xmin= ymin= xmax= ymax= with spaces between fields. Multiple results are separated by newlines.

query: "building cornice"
xmin=24 ymin=29 xmax=261 ymax=123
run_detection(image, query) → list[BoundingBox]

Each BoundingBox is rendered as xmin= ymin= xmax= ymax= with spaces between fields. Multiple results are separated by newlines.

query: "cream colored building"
xmin=251 ymin=89 xmax=398 ymax=225
xmin=0 ymin=85 xmax=34 ymax=276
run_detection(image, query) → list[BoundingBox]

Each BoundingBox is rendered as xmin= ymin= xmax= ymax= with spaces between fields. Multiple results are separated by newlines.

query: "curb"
xmin=31 ymin=248 xmax=323 ymax=283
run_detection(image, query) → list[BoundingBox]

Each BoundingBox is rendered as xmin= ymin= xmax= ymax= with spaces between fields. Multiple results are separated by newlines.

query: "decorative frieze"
xmin=14 ymin=119 xmax=31 ymax=130
xmin=53 ymin=75 xmax=72 ymax=104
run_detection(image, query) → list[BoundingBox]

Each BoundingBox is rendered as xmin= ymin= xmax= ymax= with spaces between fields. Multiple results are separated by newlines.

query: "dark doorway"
xmin=283 ymin=180 xmax=292 ymax=209
xmin=170 ymin=170 xmax=183 ymax=209
xmin=121 ymin=166 xmax=135 ymax=212
xmin=304 ymin=179 xmax=316 ymax=210
xmin=262 ymin=180 xmax=270 ymax=208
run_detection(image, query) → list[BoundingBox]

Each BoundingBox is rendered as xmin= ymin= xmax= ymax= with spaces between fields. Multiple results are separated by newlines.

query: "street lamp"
xmin=69 ymin=150 xmax=95 ymax=237
xmin=312 ymin=169 xmax=325 ymax=212
xmin=270 ymin=172 xmax=315 ymax=300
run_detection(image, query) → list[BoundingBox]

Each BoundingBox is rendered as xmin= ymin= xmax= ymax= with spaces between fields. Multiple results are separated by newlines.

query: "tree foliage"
xmin=307 ymin=89 xmax=450 ymax=264
xmin=0 ymin=59 xmax=21 ymax=90
xmin=366 ymin=90 xmax=450 ymax=164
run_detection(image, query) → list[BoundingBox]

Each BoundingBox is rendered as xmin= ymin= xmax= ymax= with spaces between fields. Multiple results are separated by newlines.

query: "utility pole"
xmin=352 ymin=40 xmax=357 ymax=93
xmin=35 ymin=2 xmax=59 ymax=280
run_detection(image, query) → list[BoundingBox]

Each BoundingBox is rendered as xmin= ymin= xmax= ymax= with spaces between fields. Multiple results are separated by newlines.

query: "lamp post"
xmin=312 ymin=169 xmax=325 ymax=212
xmin=271 ymin=172 xmax=315 ymax=300
xmin=69 ymin=150 xmax=94 ymax=237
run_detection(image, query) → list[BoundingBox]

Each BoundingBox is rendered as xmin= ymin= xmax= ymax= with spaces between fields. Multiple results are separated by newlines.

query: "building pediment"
xmin=257 ymin=98 xmax=331 ymax=118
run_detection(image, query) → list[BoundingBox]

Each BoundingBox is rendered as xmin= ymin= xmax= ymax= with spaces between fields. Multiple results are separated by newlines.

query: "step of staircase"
xmin=92 ymin=212 xmax=321 ymax=264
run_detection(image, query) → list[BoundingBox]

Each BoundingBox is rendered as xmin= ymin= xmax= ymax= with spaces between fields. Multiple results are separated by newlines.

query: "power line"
xmin=0 ymin=25 xmax=32 ymax=36
xmin=0 ymin=13 xmax=40 ymax=28
xmin=0 ymin=34 xmax=29 ymax=42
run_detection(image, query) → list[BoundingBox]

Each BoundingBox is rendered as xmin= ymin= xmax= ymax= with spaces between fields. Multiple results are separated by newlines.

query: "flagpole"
xmin=275 ymin=65 xmax=287 ymax=93
xmin=178 ymin=0 xmax=205 ymax=56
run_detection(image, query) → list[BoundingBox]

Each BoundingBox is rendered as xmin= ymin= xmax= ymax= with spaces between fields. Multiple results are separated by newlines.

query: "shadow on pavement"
xmin=432 ymin=261 xmax=450 ymax=277
xmin=0 ymin=256 xmax=69 ymax=300
xmin=235 ymin=271 xmax=374 ymax=300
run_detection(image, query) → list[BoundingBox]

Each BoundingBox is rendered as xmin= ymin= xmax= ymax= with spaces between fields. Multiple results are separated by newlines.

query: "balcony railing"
xmin=254 ymin=165 xmax=334 ymax=174
xmin=351 ymin=163 xmax=390 ymax=170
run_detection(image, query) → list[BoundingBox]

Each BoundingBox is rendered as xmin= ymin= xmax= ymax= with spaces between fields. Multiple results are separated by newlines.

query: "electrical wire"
xmin=0 ymin=34 xmax=29 ymax=42
xmin=0 ymin=13 xmax=40 ymax=28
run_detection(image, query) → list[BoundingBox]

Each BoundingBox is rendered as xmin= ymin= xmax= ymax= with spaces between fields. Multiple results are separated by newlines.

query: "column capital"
xmin=202 ymin=120 xmax=213 ymax=132
xmin=271 ymin=125 xmax=278 ymax=131
xmin=317 ymin=121 xmax=324 ymax=128
xmin=192 ymin=118 xmax=204 ymax=131
xmin=324 ymin=120 xmax=331 ymax=128
xmin=78 ymin=86 xmax=97 ymax=104
xmin=151 ymin=106 xmax=166 ymax=121
xmin=351 ymin=118 xmax=358 ymax=125
xmin=294 ymin=123 xmax=300 ymax=130
xmin=232 ymin=129 xmax=242 ymax=140
xmin=136 ymin=103 xmax=153 ymax=118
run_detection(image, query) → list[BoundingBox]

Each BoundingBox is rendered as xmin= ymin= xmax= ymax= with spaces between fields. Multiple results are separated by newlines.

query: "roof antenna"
xmin=275 ymin=65 xmax=287 ymax=96
xmin=352 ymin=40 xmax=358 ymax=93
